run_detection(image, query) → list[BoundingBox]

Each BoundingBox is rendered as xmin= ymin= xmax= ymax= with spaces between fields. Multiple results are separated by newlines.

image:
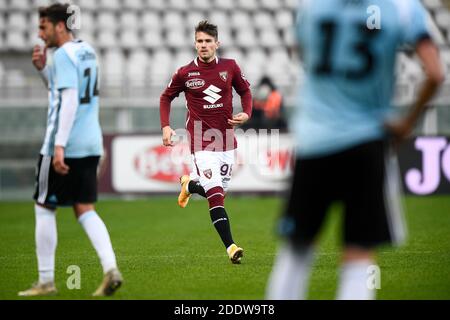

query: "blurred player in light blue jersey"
xmin=40 ymin=34 xmax=102 ymax=158
xmin=294 ymin=0 xmax=436 ymax=157
xmin=19 ymin=3 xmax=122 ymax=297
xmin=267 ymin=0 xmax=444 ymax=300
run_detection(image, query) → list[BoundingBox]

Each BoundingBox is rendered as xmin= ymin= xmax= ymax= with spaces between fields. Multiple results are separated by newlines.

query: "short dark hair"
xmin=195 ymin=20 xmax=218 ymax=40
xmin=38 ymin=3 xmax=72 ymax=31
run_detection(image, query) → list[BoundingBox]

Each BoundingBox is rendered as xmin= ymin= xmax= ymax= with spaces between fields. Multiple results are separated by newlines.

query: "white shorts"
xmin=190 ymin=150 xmax=235 ymax=193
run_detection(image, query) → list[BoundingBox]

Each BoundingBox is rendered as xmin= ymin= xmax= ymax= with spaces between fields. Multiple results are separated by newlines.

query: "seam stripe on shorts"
xmin=38 ymin=155 xmax=51 ymax=204
xmin=193 ymin=154 xmax=200 ymax=176
xmin=383 ymin=151 xmax=407 ymax=246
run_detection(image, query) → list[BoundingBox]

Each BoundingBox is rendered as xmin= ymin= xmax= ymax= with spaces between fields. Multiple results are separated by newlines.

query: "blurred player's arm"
xmin=32 ymin=45 xmax=49 ymax=87
xmin=228 ymin=61 xmax=252 ymax=127
xmin=160 ymin=70 xmax=184 ymax=146
xmin=385 ymin=39 xmax=445 ymax=142
xmin=385 ymin=0 xmax=445 ymax=142
xmin=53 ymin=88 xmax=79 ymax=175
xmin=52 ymin=50 xmax=79 ymax=175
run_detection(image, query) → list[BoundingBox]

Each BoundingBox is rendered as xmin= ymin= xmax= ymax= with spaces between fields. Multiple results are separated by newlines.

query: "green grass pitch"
xmin=0 ymin=195 xmax=449 ymax=300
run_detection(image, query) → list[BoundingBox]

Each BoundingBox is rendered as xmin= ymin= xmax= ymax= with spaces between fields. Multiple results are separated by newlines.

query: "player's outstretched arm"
xmin=385 ymin=39 xmax=445 ymax=143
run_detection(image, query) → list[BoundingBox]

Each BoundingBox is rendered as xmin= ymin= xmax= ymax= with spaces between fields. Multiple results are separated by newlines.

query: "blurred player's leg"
xmin=18 ymin=204 xmax=58 ymax=296
xmin=336 ymin=248 xmax=375 ymax=300
xmin=266 ymin=242 xmax=314 ymax=300
xmin=76 ymin=205 xmax=122 ymax=296
xmin=335 ymin=141 xmax=400 ymax=300
xmin=34 ymin=204 xmax=57 ymax=285
xmin=266 ymin=154 xmax=332 ymax=299
xmin=77 ymin=208 xmax=118 ymax=274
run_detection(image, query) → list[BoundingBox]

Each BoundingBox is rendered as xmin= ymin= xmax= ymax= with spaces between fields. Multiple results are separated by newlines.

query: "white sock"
xmin=337 ymin=260 xmax=375 ymax=300
xmin=266 ymin=242 xmax=314 ymax=300
xmin=78 ymin=211 xmax=117 ymax=274
xmin=35 ymin=204 xmax=57 ymax=284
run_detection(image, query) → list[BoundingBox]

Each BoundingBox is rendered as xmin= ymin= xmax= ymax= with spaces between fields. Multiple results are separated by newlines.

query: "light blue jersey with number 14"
xmin=41 ymin=39 xmax=103 ymax=158
xmin=292 ymin=0 xmax=430 ymax=158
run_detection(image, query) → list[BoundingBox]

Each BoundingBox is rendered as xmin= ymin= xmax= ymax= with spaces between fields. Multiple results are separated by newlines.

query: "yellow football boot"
xmin=178 ymin=175 xmax=192 ymax=208
xmin=18 ymin=282 xmax=57 ymax=297
xmin=227 ymin=244 xmax=244 ymax=264
xmin=92 ymin=268 xmax=123 ymax=297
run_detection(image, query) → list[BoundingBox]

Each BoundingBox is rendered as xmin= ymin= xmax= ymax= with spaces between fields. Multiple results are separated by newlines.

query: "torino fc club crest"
xmin=203 ymin=169 xmax=213 ymax=179
xmin=219 ymin=71 xmax=228 ymax=82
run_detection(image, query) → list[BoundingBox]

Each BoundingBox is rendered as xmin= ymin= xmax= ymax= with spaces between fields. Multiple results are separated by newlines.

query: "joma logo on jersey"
xmin=203 ymin=85 xmax=222 ymax=104
xmin=186 ymin=78 xmax=205 ymax=89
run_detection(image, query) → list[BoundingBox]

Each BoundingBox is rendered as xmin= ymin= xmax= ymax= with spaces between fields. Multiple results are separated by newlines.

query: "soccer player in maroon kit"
xmin=160 ymin=21 xmax=252 ymax=264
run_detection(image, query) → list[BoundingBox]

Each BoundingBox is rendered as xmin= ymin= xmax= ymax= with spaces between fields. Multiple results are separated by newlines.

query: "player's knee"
xmin=73 ymin=203 xmax=95 ymax=218
xmin=206 ymin=186 xmax=225 ymax=209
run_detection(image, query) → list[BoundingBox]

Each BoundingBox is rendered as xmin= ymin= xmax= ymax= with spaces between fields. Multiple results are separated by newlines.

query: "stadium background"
xmin=0 ymin=0 xmax=449 ymax=198
xmin=0 ymin=0 xmax=449 ymax=300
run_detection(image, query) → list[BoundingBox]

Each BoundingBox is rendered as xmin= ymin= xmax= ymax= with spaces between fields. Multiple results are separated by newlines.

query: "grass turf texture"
xmin=0 ymin=196 xmax=449 ymax=300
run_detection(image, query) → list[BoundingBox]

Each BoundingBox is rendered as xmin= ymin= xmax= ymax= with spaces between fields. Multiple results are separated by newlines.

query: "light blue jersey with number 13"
xmin=292 ymin=0 xmax=430 ymax=158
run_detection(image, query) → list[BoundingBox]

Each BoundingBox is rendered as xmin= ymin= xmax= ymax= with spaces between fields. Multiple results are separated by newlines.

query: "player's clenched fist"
xmin=52 ymin=146 xmax=70 ymax=175
xmin=228 ymin=112 xmax=249 ymax=127
xmin=32 ymin=45 xmax=46 ymax=71
xmin=162 ymin=126 xmax=176 ymax=147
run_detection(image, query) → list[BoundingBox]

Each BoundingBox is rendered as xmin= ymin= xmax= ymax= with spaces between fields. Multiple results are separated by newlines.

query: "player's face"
xmin=195 ymin=32 xmax=219 ymax=63
xmin=39 ymin=17 xmax=57 ymax=47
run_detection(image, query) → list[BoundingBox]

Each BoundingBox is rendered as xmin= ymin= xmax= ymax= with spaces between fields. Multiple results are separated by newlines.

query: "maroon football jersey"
xmin=160 ymin=56 xmax=252 ymax=152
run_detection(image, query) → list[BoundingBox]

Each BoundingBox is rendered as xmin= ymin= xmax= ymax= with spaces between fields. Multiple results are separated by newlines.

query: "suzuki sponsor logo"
xmin=188 ymin=72 xmax=200 ymax=77
xmin=186 ymin=78 xmax=205 ymax=89
xmin=203 ymin=85 xmax=222 ymax=104
xmin=203 ymin=103 xmax=223 ymax=109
